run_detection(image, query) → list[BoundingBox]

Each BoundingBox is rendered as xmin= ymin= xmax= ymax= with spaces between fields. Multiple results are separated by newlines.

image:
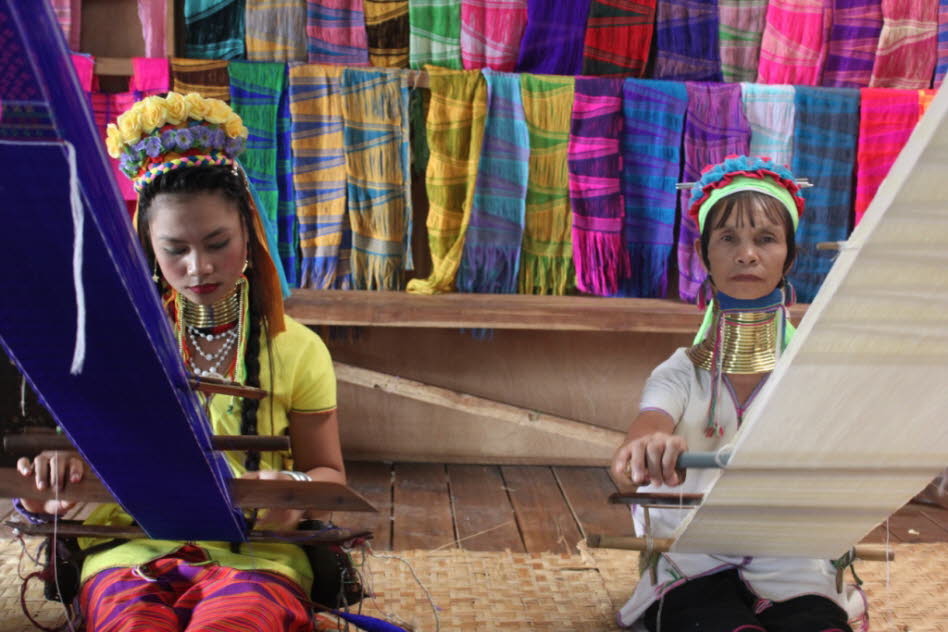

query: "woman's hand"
xmin=611 ymin=432 xmax=688 ymax=488
xmin=241 ymin=470 xmax=305 ymax=531
xmin=16 ymin=450 xmax=85 ymax=515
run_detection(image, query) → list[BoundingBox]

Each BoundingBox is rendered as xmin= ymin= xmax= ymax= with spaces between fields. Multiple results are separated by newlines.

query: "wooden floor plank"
xmin=884 ymin=503 xmax=947 ymax=543
xmin=917 ymin=504 xmax=948 ymax=534
xmin=331 ymin=461 xmax=393 ymax=551
xmin=553 ymin=466 xmax=636 ymax=539
xmin=393 ymin=463 xmax=455 ymax=550
xmin=859 ymin=522 xmax=900 ymax=545
xmin=447 ymin=465 xmax=524 ymax=552
xmin=501 ymin=466 xmax=582 ymax=555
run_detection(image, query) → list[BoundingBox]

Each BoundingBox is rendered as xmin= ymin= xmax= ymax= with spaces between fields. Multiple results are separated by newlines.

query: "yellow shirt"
xmin=79 ymin=316 xmax=336 ymax=595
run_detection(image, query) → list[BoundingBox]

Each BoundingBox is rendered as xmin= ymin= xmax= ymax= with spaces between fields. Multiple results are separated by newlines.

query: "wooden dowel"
xmin=3 ymin=434 xmax=290 ymax=454
xmin=0 ymin=469 xmax=376 ymax=512
xmin=586 ymin=534 xmax=895 ymax=561
xmin=609 ymin=492 xmax=704 ymax=506
xmin=190 ymin=376 xmax=267 ymax=400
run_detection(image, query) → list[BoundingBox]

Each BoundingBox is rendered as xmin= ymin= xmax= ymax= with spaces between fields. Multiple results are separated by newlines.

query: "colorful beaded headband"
xmin=105 ymin=92 xmax=248 ymax=193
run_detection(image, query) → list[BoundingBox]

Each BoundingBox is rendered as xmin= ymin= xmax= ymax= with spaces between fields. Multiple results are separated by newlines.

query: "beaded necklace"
xmin=174 ymin=277 xmax=250 ymax=380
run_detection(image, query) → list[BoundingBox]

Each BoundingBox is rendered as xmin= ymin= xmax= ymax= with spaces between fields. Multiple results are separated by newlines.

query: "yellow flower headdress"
xmin=106 ymin=92 xmax=249 ymax=193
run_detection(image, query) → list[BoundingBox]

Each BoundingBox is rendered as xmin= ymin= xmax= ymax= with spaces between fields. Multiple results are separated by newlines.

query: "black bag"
xmin=298 ymin=519 xmax=367 ymax=608
xmin=42 ymin=536 xmax=83 ymax=604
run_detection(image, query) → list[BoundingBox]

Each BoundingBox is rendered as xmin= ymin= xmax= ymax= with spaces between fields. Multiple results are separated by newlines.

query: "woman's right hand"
xmin=16 ymin=450 xmax=85 ymax=515
xmin=611 ymin=432 xmax=688 ymax=488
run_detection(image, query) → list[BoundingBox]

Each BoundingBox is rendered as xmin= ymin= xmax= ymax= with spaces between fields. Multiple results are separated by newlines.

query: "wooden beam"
xmin=335 ymin=362 xmax=625 ymax=449
xmin=4 ymin=433 xmax=290 ymax=454
xmin=0 ymin=469 xmax=377 ymax=512
xmin=95 ymin=57 xmax=134 ymax=76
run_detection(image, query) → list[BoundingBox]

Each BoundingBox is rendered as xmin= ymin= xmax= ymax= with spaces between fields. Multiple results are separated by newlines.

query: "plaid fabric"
xmin=718 ymin=0 xmax=767 ymax=82
xmin=757 ymin=0 xmax=831 ymax=86
xmin=790 ymin=86 xmax=859 ymax=303
xmin=653 ymin=0 xmax=723 ymax=81
xmin=515 ymin=0 xmax=592 ymax=75
xmin=276 ymin=66 xmax=299 ymax=286
xmin=184 ymin=0 xmax=245 ymax=59
xmin=460 ymin=0 xmax=527 ymax=71
xmin=365 ymin=0 xmax=410 ymax=67
xmin=870 ymin=0 xmax=938 ymax=89
xmin=678 ymin=82 xmax=750 ymax=302
xmin=340 ymin=68 xmax=413 ymax=290
xmin=457 ymin=69 xmax=528 ymax=294
xmin=568 ymin=77 xmax=629 ymax=297
xmin=741 ymin=83 xmax=795 ymax=168
xmin=171 ymin=58 xmax=232 ymax=101
xmin=289 ymin=64 xmax=351 ymax=289
xmin=409 ymin=0 xmax=463 ymax=69
xmin=246 ymin=0 xmax=308 ymax=61
xmin=406 ymin=67 xmax=486 ymax=294
xmin=306 ymin=0 xmax=371 ymax=65
xmin=619 ymin=79 xmax=687 ymax=298
xmin=519 ymin=73 xmax=575 ymax=295
xmin=582 ymin=0 xmax=656 ymax=77
xmin=822 ymin=0 xmax=883 ymax=87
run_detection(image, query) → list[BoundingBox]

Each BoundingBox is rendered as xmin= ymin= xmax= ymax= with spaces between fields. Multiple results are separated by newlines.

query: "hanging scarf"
xmin=515 ymin=0 xmax=591 ymax=75
xmin=822 ymin=0 xmax=883 ymax=87
xmin=409 ymin=0 xmax=463 ymax=70
xmin=460 ymin=0 xmax=527 ymax=71
xmin=853 ymin=88 xmax=919 ymax=227
xmin=717 ymin=0 xmax=767 ymax=82
xmin=364 ymin=0 xmax=410 ymax=67
xmin=938 ymin=0 xmax=948 ymax=87
xmin=740 ymin=83 xmax=795 ymax=168
xmin=653 ymin=0 xmax=723 ymax=81
xmin=870 ymin=0 xmax=938 ymax=89
xmin=307 ymin=0 xmax=371 ymax=65
xmin=184 ymin=0 xmax=245 ymax=59
xmin=52 ymin=0 xmax=81 ymax=50
xmin=288 ymin=64 xmax=351 ymax=289
xmin=130 ymin=57 xmax=169 ymax=95
xmin=757 ymin=0 xmax=831 ymax=86
xmin=138 ymin=0 xmax=167 ymax=58
xmin=582 ymin=0 xmax=656 ymax=77
xmin=275 ymin=67 xmax=298 ymax=287
xmin=790 ymin=86 xmax=859 ymax=303
xmin=246 ymin=0 xmax=307 ymax=61
xmin=568 ymin=78 xmax=628 ymax=297
xmin=171 ymin=58 xmax=231 ymax=102
xmin=456 ymin=70 xmax=528 ymax=294
xmin=619 ymin=79 xmax=687 ymax=298
xmin=678 ymin=82 xmax=750 ymax=303
xmin=71 ymin=53 xmax=95 ymax=94
xmin=339 ymin=68 xmax=413 ymax=290
xmin=406 ymin=67 xmax=486 ymax=294
xmin=518 ymin=74 xmax=574 ymax=295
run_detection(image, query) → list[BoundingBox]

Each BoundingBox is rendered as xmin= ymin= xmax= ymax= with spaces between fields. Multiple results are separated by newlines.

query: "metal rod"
xmin=3 ymin=434 xmax=290 ymax=454
xmin=678 ymin=450 xmax=731 ymax=469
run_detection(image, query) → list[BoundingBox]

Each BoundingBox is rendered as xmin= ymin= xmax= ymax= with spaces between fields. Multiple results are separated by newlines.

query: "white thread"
xmin=20 ymin=375 xmax=26 ymax=417
xmin=884 ymin=517 xmax=891 ymax=590
xmin=366 ymin=548 xmax=440 ymax=632
xmin=65 ymin=141 xmax=86 ymax=375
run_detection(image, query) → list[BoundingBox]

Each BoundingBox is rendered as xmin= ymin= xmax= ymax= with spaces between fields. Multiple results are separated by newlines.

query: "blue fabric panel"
xmin=0 ymin=0 xmax=245 ymax=542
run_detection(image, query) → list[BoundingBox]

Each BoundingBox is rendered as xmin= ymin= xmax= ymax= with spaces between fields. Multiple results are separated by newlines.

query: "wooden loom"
xmin=0 ymin=0 xmax=375 ymax=544
xmin=592 ymin=85 xmax=948 ymax=563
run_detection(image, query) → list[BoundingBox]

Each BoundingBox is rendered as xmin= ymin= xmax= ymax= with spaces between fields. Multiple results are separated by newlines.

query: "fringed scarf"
xmin=757 ymin=0 xmax=831 ymax=86
xmin=619 ymin=79 xmax=687 ymax=298
xmin=870 ymin=0 xmax=938 ymax=89
xmin=288 ymin=65 xmax=351 ymax=289
xmin=138 ymin=0 xmax=167 ymax=59
xmin=678 ymin=82 xmax=750 ymax=303
xmin=339 ymin=68 xmax=413 ymax=290
xmin=406 ymin=67 xmax=486 ymax=294
xmin=740 ymin=83 xmax=795 ymax=168
xmin=275 ymin=67 xmax=298 ymax=287
xmin=52 ymin=0 xmax=81 ymax=51
xmin=409 ymin=0 xmax=463 ymax=70
xmin=364 ymin=0 xmax=410 ymax=67
xmin=518 ymin=74 xmax=575 ymax=295
xmin=718 ymin=0 xmax=768 ymax=82
xmin=790 ymin=86 xmax=859 ymax=304
xmin=653 ymin=0 xmax=723 ymax=81
xmin=938 ymin=0 xmax=948 ymax=87
xmin=456 ymin=70 xmax=529 ymax=294
xmin=568 ymin=78 xmax=628 ymax=297
xmin=853 ymin=88 xmax=919 ymax=227
xmin=171 ymin=58 xmax=231 ymax=102
xmin=184 ymin=0 xmax=245 ymax=59
xmin=515 ymin=0 xmax=591 ymax=75
xmin=822 ymin=0 xmax=883 ymax=87
xmin=307 ymin=0 xmax=371 ymax=65
xmin=582 ymin=0 xmax=656 ymax=77
xmin=460 ymin=0 xmax=527 ymax=71
xmin=246 ymin=0 xmax=307 ymax=61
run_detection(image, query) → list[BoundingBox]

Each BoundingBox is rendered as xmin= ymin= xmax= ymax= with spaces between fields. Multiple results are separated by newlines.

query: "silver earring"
xmin=151 ymin=261 xmax=160 ymax=283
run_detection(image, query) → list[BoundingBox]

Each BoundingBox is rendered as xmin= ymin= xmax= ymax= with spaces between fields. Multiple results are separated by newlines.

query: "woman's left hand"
xmin=241 ymin=470 xmax=305 ymax=531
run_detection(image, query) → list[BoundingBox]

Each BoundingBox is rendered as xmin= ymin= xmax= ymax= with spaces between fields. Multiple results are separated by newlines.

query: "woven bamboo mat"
xmin=1 ymin=537 xmax=945 ymax=631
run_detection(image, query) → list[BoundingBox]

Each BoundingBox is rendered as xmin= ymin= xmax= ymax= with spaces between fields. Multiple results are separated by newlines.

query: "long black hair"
xmin=137 ymin=165 xmax=265 ymax=471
